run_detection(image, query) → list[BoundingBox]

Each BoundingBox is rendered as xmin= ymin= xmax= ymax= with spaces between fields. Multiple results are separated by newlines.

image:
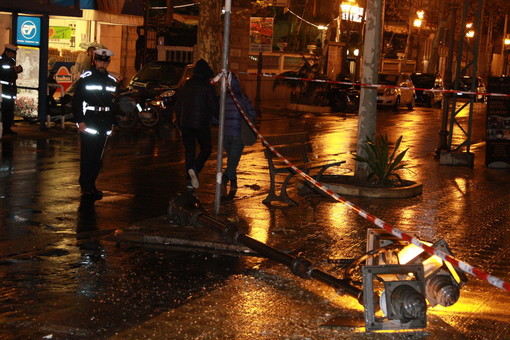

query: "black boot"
xmin=228 ymin=180 xmax=238 ymax=199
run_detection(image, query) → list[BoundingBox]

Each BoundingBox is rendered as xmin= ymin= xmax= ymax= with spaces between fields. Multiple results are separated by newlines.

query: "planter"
xmin=318 ymin=175 xmax=423 ymax=199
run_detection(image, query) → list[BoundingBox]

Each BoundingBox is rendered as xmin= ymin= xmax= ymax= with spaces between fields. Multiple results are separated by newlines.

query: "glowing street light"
xmin=413 ymin=10 xmax=424 ymax=28
xmin=340 ymin=0 xmax=364 ymax=23
xmin=466 ymin=22 xmax=474 ymax=38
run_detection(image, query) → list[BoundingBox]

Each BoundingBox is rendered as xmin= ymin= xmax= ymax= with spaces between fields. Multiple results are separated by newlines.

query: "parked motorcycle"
xmin=327 ymin=77 xmax=360 ymax=113
xmin=313 ymin=76 xmax=360 ymax=113
xmin=115 ymin=88 xmax=175 ymax=129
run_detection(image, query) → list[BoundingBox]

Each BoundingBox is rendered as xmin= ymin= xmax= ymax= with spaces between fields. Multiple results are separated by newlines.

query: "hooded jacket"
xmin=224 ymin=74 xmax=256 ymax=137
xmin=174 ymin=59 xmax=219 ymax=129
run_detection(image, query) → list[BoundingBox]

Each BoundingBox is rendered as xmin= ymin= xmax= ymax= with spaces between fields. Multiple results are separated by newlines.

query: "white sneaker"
xmin=188 ymin=168 xmax=199 ymax=188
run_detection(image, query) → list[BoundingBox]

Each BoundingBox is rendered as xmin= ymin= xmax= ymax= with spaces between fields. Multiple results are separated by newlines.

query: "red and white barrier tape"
xmin=225 ymin=76 xmax=510 ymax=293
xmin=237 ymin=71 xmax=510 ymax=99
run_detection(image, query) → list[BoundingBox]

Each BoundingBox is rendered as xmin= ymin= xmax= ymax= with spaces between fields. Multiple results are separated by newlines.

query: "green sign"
xmin=49 ymin=26 xmax=72 ymax=40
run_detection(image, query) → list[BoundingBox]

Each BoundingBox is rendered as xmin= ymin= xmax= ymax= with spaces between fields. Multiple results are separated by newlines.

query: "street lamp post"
xmin=404 ymin=10 xmax=425 ymax=73
xmin=504 ymin=37 xmax=510 ymax=75
xmin=465 ymin=23 xmax=474 ymax=69
xmin=339 ymin=0 xmax=364 ymax=79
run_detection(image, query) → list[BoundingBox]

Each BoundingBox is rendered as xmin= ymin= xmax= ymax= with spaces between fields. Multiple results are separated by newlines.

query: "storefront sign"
xmin=249 ymin=17 xmax=274 ymax=53
xmin=52 ymin=62 xmax=74 ymax=93
xmin=17 ymin=16 xmax=41 ymax=46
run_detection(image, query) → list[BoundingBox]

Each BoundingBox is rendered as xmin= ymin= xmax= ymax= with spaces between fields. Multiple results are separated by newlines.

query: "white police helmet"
xmin=94 ymin=49 xmax=114 ymax=62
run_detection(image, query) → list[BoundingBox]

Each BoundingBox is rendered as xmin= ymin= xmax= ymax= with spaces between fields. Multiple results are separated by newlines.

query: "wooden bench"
xmin=262 ymin=132 xmax=345 ymax=206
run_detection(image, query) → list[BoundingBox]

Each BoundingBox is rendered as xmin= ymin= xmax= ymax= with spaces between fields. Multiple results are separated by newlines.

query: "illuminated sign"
xmin=17 ymin=16 xmax=41 ymax=46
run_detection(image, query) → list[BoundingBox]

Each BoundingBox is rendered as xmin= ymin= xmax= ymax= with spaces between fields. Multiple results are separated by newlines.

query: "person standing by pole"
xmin=0 ymin=44 xmax=23 ymax=136
xmin=72 ymin=49 xmax=117 ymax=200
xmin=174 ymin=59 xmax=219 ymax=191
xmin=221 ymin=72 xmax=257 ymax=200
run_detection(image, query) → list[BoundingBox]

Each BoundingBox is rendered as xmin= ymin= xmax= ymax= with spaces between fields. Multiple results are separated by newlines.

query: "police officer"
xmin=72 ymin=49 xmax=117 ymax=200
xmin=0 ymin=43 xmax=23 ymax=136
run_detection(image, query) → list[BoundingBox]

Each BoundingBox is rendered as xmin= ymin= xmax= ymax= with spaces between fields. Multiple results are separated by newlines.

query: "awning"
xmin=95 ymin=0 xmax=144 ymax=16
xmin=82 ymin=9 xmax=143 ymax=26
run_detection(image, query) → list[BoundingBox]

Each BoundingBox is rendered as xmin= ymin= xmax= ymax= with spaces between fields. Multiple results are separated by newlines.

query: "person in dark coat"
xmin=0 ymin=44 xmax=23 ymax=136
xmin=222 ymin=73 xmax=257 ymax=199
xmin=72 ymin=49 xmax=118 ymax=200
xmin=174 ymin=59 xmax=219 ymax=190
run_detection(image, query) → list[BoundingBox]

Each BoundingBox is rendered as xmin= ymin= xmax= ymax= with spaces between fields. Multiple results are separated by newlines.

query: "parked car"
xmin=456 ymin=75 xmax=486 ymax=102
xmin=410 ymin=72 xmax=444 ymax=107
xmin=116 ymin=61 xmax=194 ymax=128
xmin=377 ymin=73 xmax=416 ymax=111
xmin=128 ymin=61 xmax=194 ymax=96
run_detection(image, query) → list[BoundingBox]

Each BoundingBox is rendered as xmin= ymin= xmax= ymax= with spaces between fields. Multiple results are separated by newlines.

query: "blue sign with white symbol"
xmin=17 ymin=16 xmax=41 ymax=46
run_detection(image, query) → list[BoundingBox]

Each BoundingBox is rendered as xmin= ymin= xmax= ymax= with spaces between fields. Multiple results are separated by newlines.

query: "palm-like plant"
xmin=352 ymin=134 xmax=410 ymax=187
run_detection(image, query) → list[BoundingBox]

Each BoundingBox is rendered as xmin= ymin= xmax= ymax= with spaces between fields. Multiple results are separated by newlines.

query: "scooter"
xmin=115 ymin=88 xmax=175 ymax=129
xmin=327 ymin=84 xmax=360 ymax=113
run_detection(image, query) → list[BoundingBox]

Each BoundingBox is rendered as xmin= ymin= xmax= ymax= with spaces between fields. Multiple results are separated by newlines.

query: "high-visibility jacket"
xmin=72 ymin=68 xmax=117 ymax=135
xmin=0 ymin=52 xmax=18 ymax=101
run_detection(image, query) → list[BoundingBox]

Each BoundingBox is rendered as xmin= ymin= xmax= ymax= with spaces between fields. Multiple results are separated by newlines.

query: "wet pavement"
xmin=0 ymin=103 xmax=509 ymax=339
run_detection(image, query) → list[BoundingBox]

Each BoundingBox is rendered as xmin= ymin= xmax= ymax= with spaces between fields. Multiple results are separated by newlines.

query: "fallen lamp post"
xmin=168 ymin=193 xmax=465 ymax=332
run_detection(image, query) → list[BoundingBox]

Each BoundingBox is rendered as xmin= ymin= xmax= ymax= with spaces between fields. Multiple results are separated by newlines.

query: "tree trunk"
xmin=355 ymin=0 xmax=383 ymax=181
xmin=197 ymin=0 xmax=223 ymax=73
xmin=426 ymin=0 xmax=448 ymax=73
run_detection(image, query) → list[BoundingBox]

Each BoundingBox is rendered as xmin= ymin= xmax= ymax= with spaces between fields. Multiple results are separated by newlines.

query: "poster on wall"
xmin=49 ymin=26 xmax=72 ymax=42
xmin=249 ymin=17 xmax=274 ymax=53
xmin=15 ymin=89 xmax=39 ymax=120
xmin=16 ymin=46 xmax=40 ymax=88
xmin=15 ymin=46 xmax=40 ymax=119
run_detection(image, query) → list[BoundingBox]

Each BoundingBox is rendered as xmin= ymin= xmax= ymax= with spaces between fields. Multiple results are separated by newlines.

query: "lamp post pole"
xmin=436 ymin=0 xmax=459 ymax=157
xmin=214 ymin=0 xmax=232 ymax=215
xmin=501 ymin=14 xmax=508 ymax=76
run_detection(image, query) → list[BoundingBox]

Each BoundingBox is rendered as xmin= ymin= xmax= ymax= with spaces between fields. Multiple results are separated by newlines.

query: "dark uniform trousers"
xmin=79 ymin=131 xmax=108 ymax=192
xmin=2 ymin=97 xmax=15 ymax=130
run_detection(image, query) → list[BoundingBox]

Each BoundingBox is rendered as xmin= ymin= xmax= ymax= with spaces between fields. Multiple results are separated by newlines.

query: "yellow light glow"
xmin=397 ymin=239 xmax=434 ymax=264
xmin=466 ymin=30 xmax=475 ymax=38
xmin=340 ymin=0 xmax=364 ymax=22
xmin=504 ymin=38 xmax=510 ymax=46
xmin=422 ymin=255 xmax=444 ymax=277
xmin=413 ymin=19 xmax=422 ymax=28
xmin=466 ymin=22 xmax=473 ymax=29
xmin=444 ymin=261 xmax=462 ymax=283
xmin=398 ymin=244 xmax=424 ymax=264
xmin=416 ymin=10 xmax=424 ymax=19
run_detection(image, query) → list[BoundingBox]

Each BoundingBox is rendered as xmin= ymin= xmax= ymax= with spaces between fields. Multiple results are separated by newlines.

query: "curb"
xmin=319 ymin=175 xmax=423 ymax=198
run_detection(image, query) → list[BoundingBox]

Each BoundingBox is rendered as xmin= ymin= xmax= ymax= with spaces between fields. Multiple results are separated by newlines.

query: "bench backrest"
xmin=264 ymin=132 xmax=313 ymax=165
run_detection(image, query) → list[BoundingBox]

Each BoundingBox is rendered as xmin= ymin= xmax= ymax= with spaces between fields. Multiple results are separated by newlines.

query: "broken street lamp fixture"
xmin=361 ymin=229 xmax=468 ymax=331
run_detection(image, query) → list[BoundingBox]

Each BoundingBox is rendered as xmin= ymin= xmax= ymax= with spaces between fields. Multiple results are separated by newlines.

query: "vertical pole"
xmin=444 ymin=0 xmax=458 ymax=88
xmin=143 ymin=0 xmax=149 ymax=66
xmin=436 ymin=0 xmax=458 ymax=156
xmin=214 ymin=0 xmax=232 ymax=215
xmin=255 ymin=52 xmax=262 ymax=113
xmin=39 ymin=15 xmax=49 ymax=130
xmin=501 ymin=14 xmax=508 ymax=76
xmin=166 ymin=0 xmax=173 ymax=26
xmin=354 ymin=0 xmax=382 ymax=180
